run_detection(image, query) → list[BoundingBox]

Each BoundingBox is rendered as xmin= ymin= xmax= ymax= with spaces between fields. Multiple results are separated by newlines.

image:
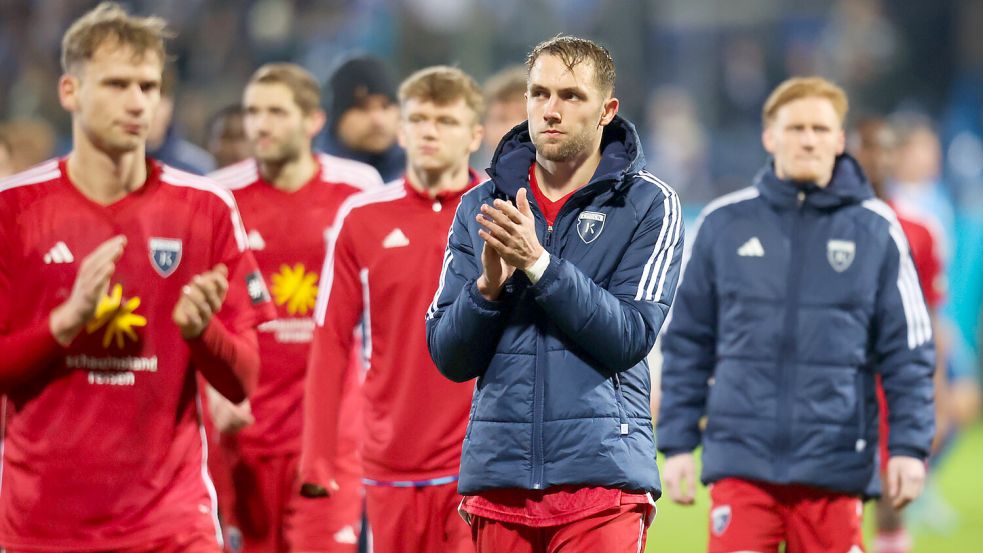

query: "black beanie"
xmin=327 ymin=55 xmax=397 ymax=133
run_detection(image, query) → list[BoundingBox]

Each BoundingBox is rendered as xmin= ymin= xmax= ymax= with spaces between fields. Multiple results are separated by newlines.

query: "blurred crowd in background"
xmin=2 ymin=0 xmax=983 ymax=532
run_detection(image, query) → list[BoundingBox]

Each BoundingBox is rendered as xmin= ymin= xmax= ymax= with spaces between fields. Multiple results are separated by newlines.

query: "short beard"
xmin=254 ymin=140 xmax=301 ymax=166
xmin=533 ymin=129 xmax=593 ymax=162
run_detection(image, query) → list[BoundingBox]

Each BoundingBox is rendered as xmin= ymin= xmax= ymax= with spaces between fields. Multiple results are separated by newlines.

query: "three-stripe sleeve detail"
xmin=862 ymin=199 xmax=933 ymax=349
xmin=635 ymin=171 xmax=682 ymax=302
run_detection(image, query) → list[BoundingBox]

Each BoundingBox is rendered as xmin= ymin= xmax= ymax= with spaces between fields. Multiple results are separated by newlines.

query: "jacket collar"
xmin=754 ymin=153 xmax=874 ymax=211
xmin=486 ymin=114 xmax=646 ymax=198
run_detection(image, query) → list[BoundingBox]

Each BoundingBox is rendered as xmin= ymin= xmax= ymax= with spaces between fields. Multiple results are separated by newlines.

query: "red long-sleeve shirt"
xmin=300 ymin=174 xmax=478 ymax=488
xmin=212 ymin=154 xmax=381 ymax=456
xmin=0 ymin=159 xmax=273 ymax=550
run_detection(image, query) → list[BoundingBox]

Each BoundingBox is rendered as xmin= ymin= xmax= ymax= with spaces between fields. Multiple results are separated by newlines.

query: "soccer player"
xmin=206 ymin=105 xmax=251 ymax=170
xmin=299 ymin=65 xmax=484 ymax=553
xmin=427 ymin=36 xmax=681 ymax=552
xmin=475 ymin=65 xmax=528 ymax=171
xmin=207 ymin=62 xmax=383 ymax=553
xmin=321 ymin=56 xmax=405 ymax=182
xmin=658 ymin=77 xmax=935 ymax=553
xmin=0 ymin=3 xmax=274 ymax=551
xmin=851 ymin=117 xmax=947 ymax=553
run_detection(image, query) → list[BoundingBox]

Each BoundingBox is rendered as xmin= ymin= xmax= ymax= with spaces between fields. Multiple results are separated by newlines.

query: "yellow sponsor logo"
xmin=271 ymin=263 xmax=319 ymax=315
xmin=85 ymin=283 xmax=147 ymax=348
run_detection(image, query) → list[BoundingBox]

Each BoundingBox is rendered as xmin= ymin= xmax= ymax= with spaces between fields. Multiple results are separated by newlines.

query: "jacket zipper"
xmin=775 ymin=191 xmax=807 ymax=481
xmin=464 ymin=384 xmax=479 ymax=440
xmin=531 ymin=206 xmax=549 ymax=490
xmin=613 ymin=373 xmax=630 ymax=436
xmin=856 ymin=373 xmax=867 ymax=453
xmin=527 ymin=185 xmax=603 ymax=488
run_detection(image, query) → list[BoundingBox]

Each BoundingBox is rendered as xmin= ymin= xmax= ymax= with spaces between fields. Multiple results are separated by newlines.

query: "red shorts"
xmin=4 ymin=529 xmax=223 ymax=553
xmin=468 ymin=503 xmax=649 ymax=553
xmin=364 ymin=481 xmax=471 ymax=553
xmin=708 ymin=478 xmax=865 ymax=553
xmin=220 ymin=450 xmax=362 ymax=553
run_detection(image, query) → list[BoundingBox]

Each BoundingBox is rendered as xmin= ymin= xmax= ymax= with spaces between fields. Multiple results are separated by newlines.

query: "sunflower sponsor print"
xmin=271 ymin=263 xmax=319 ymax=316
xmin=76 ymin=283 xmax=157 ymax=386
xmin=86 ymin=283 xmax=147 ymax=348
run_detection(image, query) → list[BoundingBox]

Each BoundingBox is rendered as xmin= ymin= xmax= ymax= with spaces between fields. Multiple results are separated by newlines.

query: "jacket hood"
xmin=754 ymin=153 xmax=874 ymax=210
xmin=486 ymin=114 xmax=646 ymax=197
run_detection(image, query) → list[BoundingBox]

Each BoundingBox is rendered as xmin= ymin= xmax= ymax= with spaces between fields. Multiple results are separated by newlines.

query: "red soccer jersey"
xmin=0 ymin=159 xmax=273 ymax=551
xmin=212 ymin=153 xmax=382 ymax=455
xmin=891 ymin=203 xmax=945 ymax=310
xmin=301 ymin=174 xmax=479 ymax=486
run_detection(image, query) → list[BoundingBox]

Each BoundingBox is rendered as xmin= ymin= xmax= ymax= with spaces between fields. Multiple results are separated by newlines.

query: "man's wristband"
xmin=523 ymin=251 xmax=550 ymax=285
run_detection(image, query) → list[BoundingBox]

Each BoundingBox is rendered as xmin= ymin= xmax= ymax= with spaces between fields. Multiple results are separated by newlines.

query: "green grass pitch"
xmin=646 ymin=422 xmax=983 ymax=552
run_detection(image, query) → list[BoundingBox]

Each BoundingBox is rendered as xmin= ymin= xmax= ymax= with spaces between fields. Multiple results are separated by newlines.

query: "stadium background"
xmin=1 ymin=0 xmax=981 ymax=550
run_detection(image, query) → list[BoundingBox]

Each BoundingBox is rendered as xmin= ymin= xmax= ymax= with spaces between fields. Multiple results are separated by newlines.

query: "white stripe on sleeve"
xmin=862 ymin=199 xmax=933 ymax=349
xmin=635 ymin=172 xmax=681 ymax=302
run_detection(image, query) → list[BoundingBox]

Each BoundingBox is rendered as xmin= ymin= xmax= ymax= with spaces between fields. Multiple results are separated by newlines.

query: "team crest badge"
xmin=576 ymin=211 xmax=606 ymax=244
xmin=711 ymin=505 xmax=732 ymax=536
xmin=149 ymin=237 xmax=182 ymax=278
xmin=827 ymin=239 xmax=856 ymax=273
xmin=225 ymin=526 xmax=243 ymax=553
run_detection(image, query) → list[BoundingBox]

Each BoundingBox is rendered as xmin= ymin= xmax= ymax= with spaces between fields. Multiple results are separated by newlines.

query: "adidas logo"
xmin=382 ymin=228 xmax=410 ymax=249
xmin=737 ymin=237 xmax=765 ymax=257
xmin=43 ymin=241 xmax=75 ymax=264
xmin=247 ymin=229 xmax=265 ymax=251
xmin=333 ymin=525 xmax=358 ymax=545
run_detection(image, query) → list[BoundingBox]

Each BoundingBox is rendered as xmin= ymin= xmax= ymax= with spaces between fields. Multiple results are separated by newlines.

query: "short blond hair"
xmin=398 ymin=66 xmax=485 ymax=121
xmin=61 ymin=2 xmax=172 ymax=74
xmin=527 ymin=35 xmax=616 ymax=95
xmin=248 ymin=63 xmax=322 ymax=115
xmin=762 ymin=76 xmax=849 ymax=127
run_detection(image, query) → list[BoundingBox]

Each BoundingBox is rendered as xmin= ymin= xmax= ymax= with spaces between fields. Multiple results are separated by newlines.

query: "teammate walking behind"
xmin=300 ymin=66 xmax=485 ymax=553
xmin=658 ymin=77 xmax=935 ymax=553
xmin=208 ymin=63 xmax=382 ymax=553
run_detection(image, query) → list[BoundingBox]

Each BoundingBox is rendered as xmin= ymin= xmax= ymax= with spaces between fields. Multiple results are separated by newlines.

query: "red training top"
xmin=890 ymin=201 xmax=945 ymax=310
xmin=528 ymin=163 xmax=578 ymax=227
xmin=212 ymin=153 xmax=381 ymax=456
xmin=300 ymin=173 xmax=479 ymax=487
xmin=0 ymin=159 xmax=274 ymax=550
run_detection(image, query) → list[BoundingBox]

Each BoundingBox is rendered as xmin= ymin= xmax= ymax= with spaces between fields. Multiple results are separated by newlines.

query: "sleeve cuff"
xmin=523 ymin=251 xmax=551 ymax=285
xmin=888 ymin=445 xmax=929 ymax=461
xmin=467 ymin=279 xmax=507 ymax=313
xmin=298 ymin=457 xmax=335 ymax=496
xmin=658 ymin=447 xmax=696 ymax=458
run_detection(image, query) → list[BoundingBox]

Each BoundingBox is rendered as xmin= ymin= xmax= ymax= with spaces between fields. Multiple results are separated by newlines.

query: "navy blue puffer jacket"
xmin=657 ymin=155 xmax=935 ymax=497
xmin=427 ymin=116 xmax=683 ymax=496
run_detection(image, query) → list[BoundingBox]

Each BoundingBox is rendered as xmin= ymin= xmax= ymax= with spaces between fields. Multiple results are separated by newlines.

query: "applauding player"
xmin=0 ymin=3 xmax=273 ymax=551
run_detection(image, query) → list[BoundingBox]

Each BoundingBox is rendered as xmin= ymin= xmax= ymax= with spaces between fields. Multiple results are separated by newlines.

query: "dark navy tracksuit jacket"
xmin=427 ymin=116 xmax=682 ymax=497
xmin=657 ymin=155 xmax=935 ymax=497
